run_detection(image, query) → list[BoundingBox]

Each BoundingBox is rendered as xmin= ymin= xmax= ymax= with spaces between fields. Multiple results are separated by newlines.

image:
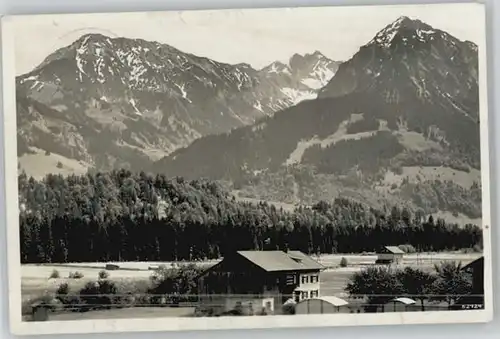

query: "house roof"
xmin=382 ymin=246 xmax=405 ymax=254
xmin=391 ymin=297 xmax=416 ymax=305
xmin=315 ymin=296 xmax=349 ymax=307
xmin=462 ymin=256 xmax=483 ymax=272
xmin=237 ymin=250 xmax=324 ymax=272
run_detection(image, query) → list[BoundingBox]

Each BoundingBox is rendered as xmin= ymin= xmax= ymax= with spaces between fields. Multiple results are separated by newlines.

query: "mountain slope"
xmin=16 ymin=33 xmax=339 ymax=175
xmin=152 ymin=16 xmax=482 ymax=223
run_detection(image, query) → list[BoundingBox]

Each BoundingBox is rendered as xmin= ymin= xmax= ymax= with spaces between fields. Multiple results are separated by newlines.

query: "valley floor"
xmin=21 ymin=252 xmax=481 ymax=314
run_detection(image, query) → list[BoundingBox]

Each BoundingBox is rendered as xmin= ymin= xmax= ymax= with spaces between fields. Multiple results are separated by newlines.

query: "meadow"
xmin=22 ymin=252 xmax=480 ymax=305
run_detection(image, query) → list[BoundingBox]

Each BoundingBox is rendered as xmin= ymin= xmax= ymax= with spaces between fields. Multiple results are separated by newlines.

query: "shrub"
xmin=398 ymin=244 xmax=417 ymax=254
xmin=98 ymin=270 xmax=110 ymax=279
xmin=256 ymin=307 xmax=269 ymax=316
xmin=56 ymin=283 xmax=69 ymax=296
xmin=282 ymin=303 xmax=296 ymax=315
xmin=149 ymin=263 xmax=204 ymax=303
xmin=432 ymin=261 xmax=473 ymax=306
xmin=69 ymin=271 xmax=84 ymax=279
xmin=345 ymin=266 xmax=403 ymax=306
xmin=340 ymin=257 xmax=348 ymax=267
xmin=55 ymin=283 xmax=81 ymax=310
xmin=56 ymin=161 xmax=63 ymax=169
xmin=194 ymin=306 xmax=216 ymax=317
xmin=49 ymin=269 xmax=60 ymax=279
xmin=79 ymin=280 xmax=119 ymax=311
xmin=461 ymin=245 xmax=483 ymax=254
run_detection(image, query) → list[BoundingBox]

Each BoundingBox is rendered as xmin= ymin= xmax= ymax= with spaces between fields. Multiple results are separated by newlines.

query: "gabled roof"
xmin=382 ymin=246 xmax=405 ymax=254
xmin=237 ymin=250 xmax=324 ymax=272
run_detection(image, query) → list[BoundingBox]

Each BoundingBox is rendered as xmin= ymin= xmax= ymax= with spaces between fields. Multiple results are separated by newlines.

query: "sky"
xmin=10 ymin=3 xmax=484 ymax=75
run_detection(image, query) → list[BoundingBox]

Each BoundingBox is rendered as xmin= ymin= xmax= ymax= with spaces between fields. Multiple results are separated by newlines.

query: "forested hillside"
xmin=18 ymin=170 xmax=482 ymax=264
xmin=151 ymin=17 xmax=482 ymax=222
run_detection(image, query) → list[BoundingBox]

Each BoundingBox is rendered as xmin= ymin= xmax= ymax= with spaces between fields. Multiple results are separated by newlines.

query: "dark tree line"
xmin=18 ymin=170 xmax=482 ymax=264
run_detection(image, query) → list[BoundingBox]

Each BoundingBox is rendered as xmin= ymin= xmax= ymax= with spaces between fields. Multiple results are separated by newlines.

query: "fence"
xmin=25 ymin=292 xmax=484 ymax=322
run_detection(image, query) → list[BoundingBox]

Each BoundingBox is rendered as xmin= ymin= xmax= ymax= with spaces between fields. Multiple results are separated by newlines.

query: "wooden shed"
xmin=376 ymin=246 xmax=405 ymax=264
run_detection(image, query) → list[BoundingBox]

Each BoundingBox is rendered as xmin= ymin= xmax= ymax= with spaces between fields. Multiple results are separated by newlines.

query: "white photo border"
xmin=1 ymin=2 xmax=493 ymax=336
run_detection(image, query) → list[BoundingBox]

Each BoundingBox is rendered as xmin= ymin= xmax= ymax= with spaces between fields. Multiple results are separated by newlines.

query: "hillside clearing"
xmin=19 ymin=148 xmax=90 ymax=180
xmin=380 ymin=166 xmax=480 ymax=190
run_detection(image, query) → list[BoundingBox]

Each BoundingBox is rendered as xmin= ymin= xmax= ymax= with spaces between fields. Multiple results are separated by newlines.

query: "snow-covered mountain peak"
xmin=262 ymin=61 xmax=292 ymax=75
xmin=369 ymin=16 xmax=438 ymax=48
xmin=17 ymin=32 xmax=345 ymax=173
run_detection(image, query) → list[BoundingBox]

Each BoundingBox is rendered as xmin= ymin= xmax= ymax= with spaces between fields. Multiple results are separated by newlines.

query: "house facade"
xmin=197 ymin=250 xmax=323 ymax=315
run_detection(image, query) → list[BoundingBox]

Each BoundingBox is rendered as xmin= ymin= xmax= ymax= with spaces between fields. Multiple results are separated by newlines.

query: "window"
xmin=310 ymin=275 xmax=317 ymax=283
xmin=301 ymin=275 xmax=309 ymax=284
xmin=301 ymin=291 xmax=309 ymax=300
xmin=294 ymin=291 xmax=300 ymax=303
xmin=310 ymin=290 xmax=319 ymax=298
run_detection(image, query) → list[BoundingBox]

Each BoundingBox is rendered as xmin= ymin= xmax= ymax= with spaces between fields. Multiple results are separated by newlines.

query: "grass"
xmin=18 ymin=148 xmax=90 ymax=180
xmin=49 ymin=269 xmax=60 ymax=279
xmin=98 ymin=270 xmax=110 ymax=279
xmin=68 ymin=271 xmax=84 ymax=279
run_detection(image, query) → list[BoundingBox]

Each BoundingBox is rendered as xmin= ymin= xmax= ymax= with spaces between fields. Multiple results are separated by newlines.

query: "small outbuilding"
xmin=386 ymin=297 xmax=416 ymax=312
xmin=295 ymin=296 xmax=349 ymax=314
xmin=376 ymin=246 xmax=405 ymax=264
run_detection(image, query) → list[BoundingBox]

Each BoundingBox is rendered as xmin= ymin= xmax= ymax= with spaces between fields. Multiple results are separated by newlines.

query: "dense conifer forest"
xmin=18 ymin=170 xmax=482 ymax=264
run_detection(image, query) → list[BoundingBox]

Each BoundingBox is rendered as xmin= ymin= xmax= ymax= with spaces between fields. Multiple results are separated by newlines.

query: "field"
xmin=316 ymin=252 xmax=481 ymax=296
xmin=21 ymin=252 xmax=481 ymax=320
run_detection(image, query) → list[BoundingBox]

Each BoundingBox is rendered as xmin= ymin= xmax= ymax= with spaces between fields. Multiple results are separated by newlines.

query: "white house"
xmin=294 ymin=267 xmax=321 ymax=301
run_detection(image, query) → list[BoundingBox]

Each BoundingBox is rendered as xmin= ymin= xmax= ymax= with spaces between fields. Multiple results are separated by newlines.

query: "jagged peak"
xmin=289 ymin=51 xmax=333 ymax=67
xmin=235 ymin=62 xmax=253 ymax=69
xmin=261 ymin=60 xmax=291 ymax=74
xmin=368 ymin=16 xmax=436 ymax=48
xmin=303 ymin=50 xmax=326 ymax=59
xmin=72 ymin=33 xmax=114 ymax=49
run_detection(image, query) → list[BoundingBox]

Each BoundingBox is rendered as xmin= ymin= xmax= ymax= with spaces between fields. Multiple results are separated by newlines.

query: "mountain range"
xmin=17 ymin=16 xmax=482 ymax=225
xmin=151 ymin=16 xmax=482 ymax=224
xmin=16 ymin=34 xmax=339 ymax=171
